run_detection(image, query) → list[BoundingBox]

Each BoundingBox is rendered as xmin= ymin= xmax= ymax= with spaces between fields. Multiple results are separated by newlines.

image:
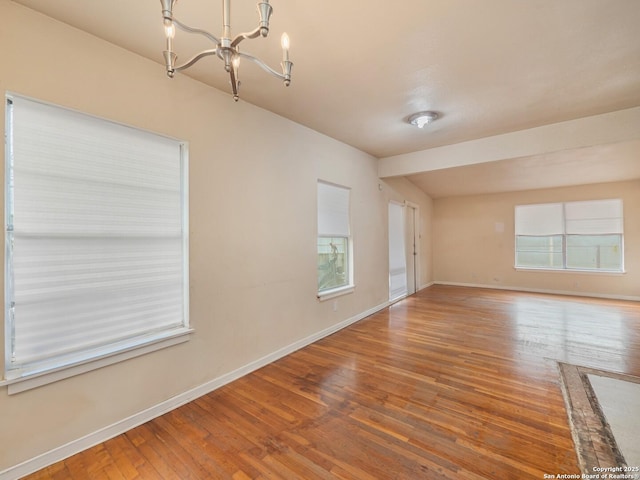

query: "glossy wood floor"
xmin=25 ymin=286 xmax=640 ymax=479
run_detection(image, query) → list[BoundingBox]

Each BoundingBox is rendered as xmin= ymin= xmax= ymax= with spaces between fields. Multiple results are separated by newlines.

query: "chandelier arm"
xmin=230 ymin=26 xmax=263 ymax=48
xmin=237 ymin=52 xmax=285 ymax=80
xmin=174 ymin=49 xmax=219 ymax=72
xmin=173 ymin=17 xmax=220 ymax=45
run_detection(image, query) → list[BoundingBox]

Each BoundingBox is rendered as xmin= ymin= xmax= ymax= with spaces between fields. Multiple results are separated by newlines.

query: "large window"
xmin=4 ymin=95 xmax=189 ymax=386
xmin=317 ymin=181 xmax=352 ymax=298
xmin=515 ymin=199 xmax=623 ymax=272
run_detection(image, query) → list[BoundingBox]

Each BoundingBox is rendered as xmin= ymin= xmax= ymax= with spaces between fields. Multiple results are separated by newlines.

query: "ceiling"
xmin=13 ymin=0 xmax=640 ymax=197
xmin=407 ymin=141 xmax=640 ymax=198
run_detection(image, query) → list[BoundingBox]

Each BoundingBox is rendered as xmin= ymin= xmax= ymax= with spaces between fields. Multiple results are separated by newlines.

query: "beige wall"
xmin=433 ymin=180 xmax=640 ymax=299
xmin=0 ymin=1 xmax=432 ymax=473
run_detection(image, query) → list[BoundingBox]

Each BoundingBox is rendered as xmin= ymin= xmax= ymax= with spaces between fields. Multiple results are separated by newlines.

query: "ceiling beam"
xmin=378 ymin=107 xmax=640 ymax=178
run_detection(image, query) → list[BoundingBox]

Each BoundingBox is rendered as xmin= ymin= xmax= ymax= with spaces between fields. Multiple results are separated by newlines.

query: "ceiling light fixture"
xmin=160 ymin=0 xmax=293 ymax=102
xmin=408 ymin=111 xmax=439 ymax=128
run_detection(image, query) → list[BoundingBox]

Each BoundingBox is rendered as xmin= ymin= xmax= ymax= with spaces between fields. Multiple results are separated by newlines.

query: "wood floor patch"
xmin=558 ymin=362 xmax=640 ymax=475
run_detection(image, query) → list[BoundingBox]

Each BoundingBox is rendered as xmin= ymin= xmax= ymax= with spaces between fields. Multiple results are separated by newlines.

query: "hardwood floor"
xmin=24 ymin=286 xmax=640 ymax=479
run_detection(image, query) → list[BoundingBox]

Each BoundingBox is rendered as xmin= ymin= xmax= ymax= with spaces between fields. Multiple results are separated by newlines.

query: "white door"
xmin=388 ymin=202 xmax=407 ymax=301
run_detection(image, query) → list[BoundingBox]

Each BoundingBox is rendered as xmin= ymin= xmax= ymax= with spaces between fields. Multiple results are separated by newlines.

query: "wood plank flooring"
xmin=24 ymin=285 xmax=640 ymax=479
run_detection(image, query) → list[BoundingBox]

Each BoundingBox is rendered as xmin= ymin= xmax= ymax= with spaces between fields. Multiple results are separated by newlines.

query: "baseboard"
xmin=434 ymin=281 xmax=640 ymax=302
xmin=388 ymin=282 xmax=434 ymax=304
xmin=0 ymin=300 xmax=391 ymax=480
xmin=418 ymin=281 xmax=435 ymax=291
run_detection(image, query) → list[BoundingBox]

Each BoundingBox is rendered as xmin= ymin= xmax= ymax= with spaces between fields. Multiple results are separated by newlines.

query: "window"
xmin=515 ymin=199 xmax=623 ymax=272
xmin=317 ymin=181 xmax=353 ymax=298
xmin=4 ymin=95 xmax=190 ymax=386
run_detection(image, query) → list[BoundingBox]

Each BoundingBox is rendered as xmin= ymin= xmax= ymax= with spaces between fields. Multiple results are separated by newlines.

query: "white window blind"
xmin=388 ymin=202 xmax=407 ymax=301
xmin=317 ymin=182 xmax=350 ymax=237
xmin=5 ymin=95 xmax=189 ymax=378
xmin=564 ymin=199 xmax=623 ymax=234
xmin=515 ymin=203 xmax=564 ymax=235
xmin=515 ymin=200 xmax=623 ymax=236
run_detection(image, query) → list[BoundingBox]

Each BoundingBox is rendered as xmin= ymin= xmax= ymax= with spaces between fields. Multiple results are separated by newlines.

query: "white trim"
xmin=514 ymin=266 xmax=626 ymax=275
xmin=388 ymin=294 xmax=408 ymax=305
xmin=0 ymin=300 xmax=391 ymax=480
xmin=434 ymin=281 xmax=640 ymax=302
xmin=317 ymin=284 xmax=355 ymax=301
xmin=405 ymin=201 xmax=420 ymax=296
xmin=181 ymin=142 xmax=191 ymax=334
xmin=0 ymin=329 xmax=193 ymax=394
xmin=389 ymin=281 xmax=433 ymax=303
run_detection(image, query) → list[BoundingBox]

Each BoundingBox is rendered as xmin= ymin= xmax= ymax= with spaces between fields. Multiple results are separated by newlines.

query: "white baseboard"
xmin=434 ymin=281 xmax=640 ymax=302
xmin=418 ymin=281 xmax=435 ymax=291
xmin=0 ymin=300 xmax=391 ymax=480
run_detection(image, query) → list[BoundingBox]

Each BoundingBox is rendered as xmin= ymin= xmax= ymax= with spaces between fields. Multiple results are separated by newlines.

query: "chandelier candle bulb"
xmin=164 ymin=22 xmax=175 ymax=39
xmin=164 ymin=22 xmax=175 ymax=51
xmin=281 ymin=32 xmax=290 ymax=62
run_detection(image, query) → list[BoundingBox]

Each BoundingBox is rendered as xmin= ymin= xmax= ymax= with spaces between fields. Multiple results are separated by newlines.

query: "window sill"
xmin=1 ymin=328 xmax=193 ymax=395
xmin=515 ymin=266 xmax=626 ymax=275
xmin=317 ymin=285 xmax=355 ymax=301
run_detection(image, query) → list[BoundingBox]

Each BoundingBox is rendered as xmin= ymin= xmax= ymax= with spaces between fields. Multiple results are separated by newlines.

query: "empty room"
xmin=1 ymin=0 xmax=639 ymax=479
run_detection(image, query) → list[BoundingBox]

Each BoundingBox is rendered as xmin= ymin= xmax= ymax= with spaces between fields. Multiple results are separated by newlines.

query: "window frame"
xmin=316 ymin=181 xmax=354 ymax=301
xmin=2 ymin=94 xmax=191 ymax=393
xmin=514 ymin=200 xmax=624 ymax=274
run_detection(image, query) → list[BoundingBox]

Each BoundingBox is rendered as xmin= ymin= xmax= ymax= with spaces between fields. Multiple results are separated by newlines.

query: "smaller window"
xmin=317 ymin=181 xmax=353 ymax=298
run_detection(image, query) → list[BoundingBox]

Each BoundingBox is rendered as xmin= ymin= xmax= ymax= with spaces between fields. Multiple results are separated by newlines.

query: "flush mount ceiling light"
xmin=408 ymin=111 xmax=439 ymax=128
xmin=160 ymin=0 xmax=293 ymax=102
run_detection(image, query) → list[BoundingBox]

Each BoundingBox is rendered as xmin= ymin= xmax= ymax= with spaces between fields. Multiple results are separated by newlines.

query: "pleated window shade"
xmin=564 ymin=199 xmax=623 ymax=234
xmin=515 ymin=200 xmax=623 ymax=236
xmin=515 ymin=203 xmax=564 ymax=236
xmin=5 ymin=96 xmax=189 ymax=377
xmin=317 ymin=181 xmax=350 ymax=237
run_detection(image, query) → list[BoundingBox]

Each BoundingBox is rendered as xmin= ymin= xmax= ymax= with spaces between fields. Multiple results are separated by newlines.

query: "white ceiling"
xmin=13 ymin=0 xmax=640 ymax=197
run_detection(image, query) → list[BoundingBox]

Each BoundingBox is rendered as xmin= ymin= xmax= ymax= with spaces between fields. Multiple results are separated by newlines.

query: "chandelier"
xmin=160 ymin=0 xmax=293 ymax=101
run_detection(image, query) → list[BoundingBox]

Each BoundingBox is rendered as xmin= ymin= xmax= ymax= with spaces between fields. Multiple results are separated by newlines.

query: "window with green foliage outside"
xmin=317 ymin=181 xmax=352 ymax=295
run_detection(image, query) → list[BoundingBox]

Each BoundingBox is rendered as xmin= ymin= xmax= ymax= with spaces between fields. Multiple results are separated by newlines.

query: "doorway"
xmin=388 ymin=202 xmax=420 ymax=301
